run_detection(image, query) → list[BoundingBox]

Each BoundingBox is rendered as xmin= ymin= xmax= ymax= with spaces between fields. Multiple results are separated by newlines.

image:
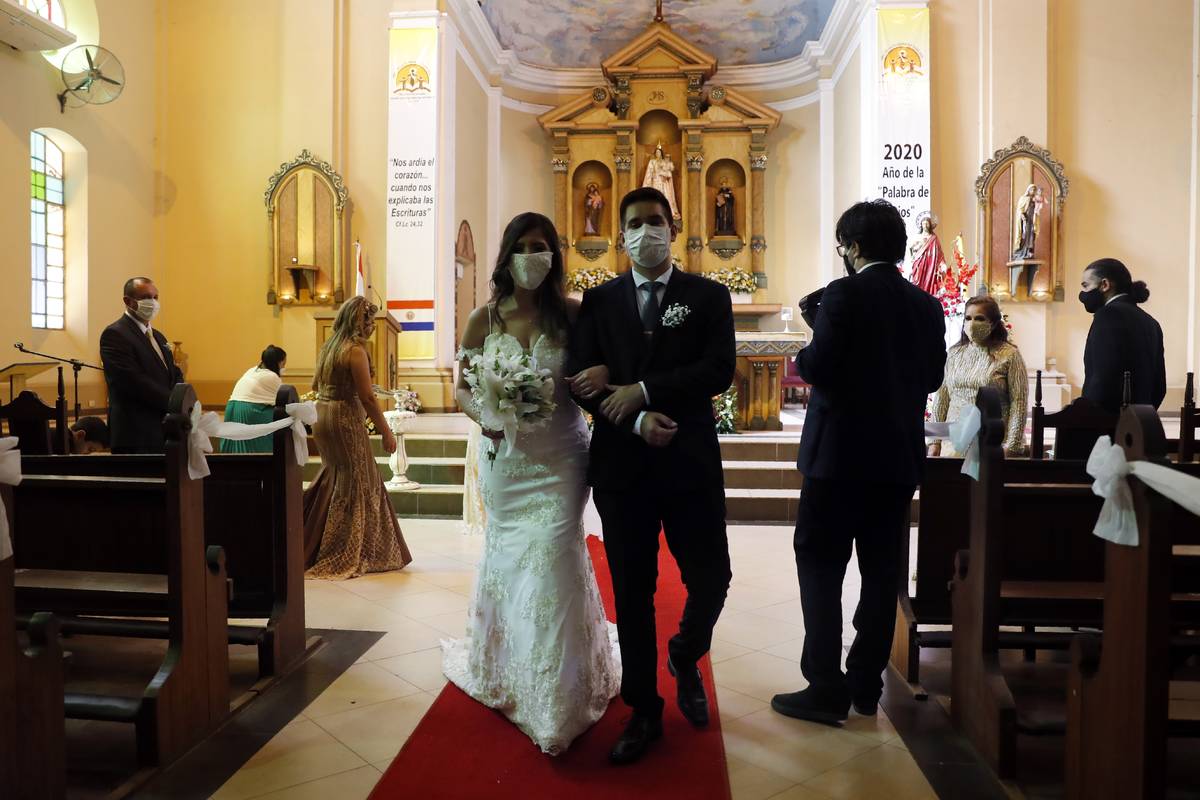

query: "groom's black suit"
xmin=569 ymin=268 xmax=735 ymax=718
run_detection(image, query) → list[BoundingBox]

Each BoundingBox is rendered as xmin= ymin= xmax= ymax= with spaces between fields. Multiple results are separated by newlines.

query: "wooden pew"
xmin=894 ymin=455 xmax=1100 ymax=686
xmin=1 ymin=492 xmax=66 ymax=800
xmin=1065 ymin=405 xmax=1200 ymax=800
xmin=20 ymin=385 xmax=309 ymax=681
xmin=949 ymin=386 xmax=1108 ymax=778
xmin=1180 ymin=371 xmax=1197 ymax=462
xmin=0 ymin=367 xmax=69 ymax=455
xmin=1030 ymin=370 xmax=1117 ymax=460
xmin=10 ymin=384 xmax=230 ymax=766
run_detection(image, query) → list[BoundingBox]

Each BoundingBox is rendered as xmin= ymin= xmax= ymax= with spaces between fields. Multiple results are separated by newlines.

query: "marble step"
xmin=719 ymin=435 xmax=800 ymax=463
xmin=302 ymin=455 xmax=464 ymax=486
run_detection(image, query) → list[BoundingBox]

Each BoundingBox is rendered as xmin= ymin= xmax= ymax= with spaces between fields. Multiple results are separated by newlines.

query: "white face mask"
xmin=510 ymin=251 xmax=554 ymax=290
xmin=133 ymin=298 xmax=160 ymax=323
xmin=625 ymin=224 xmax=671 ymax=269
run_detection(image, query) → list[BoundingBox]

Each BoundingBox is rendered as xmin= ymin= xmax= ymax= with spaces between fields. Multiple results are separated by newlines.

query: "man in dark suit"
xmin=567 ymin=186 xmax=735 ymax=765
xmin=1079 ymin=258 xmax=1166 ymax=414
xmin=772 ymin=200 xmax=946 ymax=724
xmin=100 ymin=277 xmax=183 ymax=454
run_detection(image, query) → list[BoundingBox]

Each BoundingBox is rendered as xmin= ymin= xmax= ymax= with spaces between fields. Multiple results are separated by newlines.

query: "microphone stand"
xmin=13 ymin=343 xmax=102 ymax=422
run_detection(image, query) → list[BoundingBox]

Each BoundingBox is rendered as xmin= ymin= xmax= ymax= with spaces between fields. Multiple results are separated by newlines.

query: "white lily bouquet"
xmin=458 ymin=338 xmax=556 ymax=462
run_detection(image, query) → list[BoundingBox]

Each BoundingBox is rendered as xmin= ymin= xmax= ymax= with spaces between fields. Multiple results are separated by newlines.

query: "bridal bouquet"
xmin=459 ymin=339 xmax=556 ymax=461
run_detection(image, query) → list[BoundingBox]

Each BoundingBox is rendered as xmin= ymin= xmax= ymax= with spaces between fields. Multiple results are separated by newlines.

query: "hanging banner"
xmin=876 ymin=8 xmax=931 ymax=243
xmin=387 ymin=23 xmax=439 ymax=360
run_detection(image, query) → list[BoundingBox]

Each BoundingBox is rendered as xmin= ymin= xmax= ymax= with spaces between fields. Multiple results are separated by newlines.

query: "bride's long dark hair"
xmin=490 ymin=212 xmax=569 ymax=340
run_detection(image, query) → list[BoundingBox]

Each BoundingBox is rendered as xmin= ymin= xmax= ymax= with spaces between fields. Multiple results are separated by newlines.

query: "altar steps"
xmin=303 ymin=429 xmax=828 ymax=523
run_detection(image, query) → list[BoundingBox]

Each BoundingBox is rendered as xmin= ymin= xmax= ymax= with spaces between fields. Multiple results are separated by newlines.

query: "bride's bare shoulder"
xmin=461 ymin=305 xmax=492 ymax=349
xmin=565 ymin=296 xmax=582 ymax=323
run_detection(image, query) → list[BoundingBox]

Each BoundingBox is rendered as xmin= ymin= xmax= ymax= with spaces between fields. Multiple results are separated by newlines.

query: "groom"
xmin=568 ymin=186 xmax=735 ymax=765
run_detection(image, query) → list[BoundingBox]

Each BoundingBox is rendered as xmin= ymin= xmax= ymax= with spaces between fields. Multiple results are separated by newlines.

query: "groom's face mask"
xmin=622 ymin=202 xmax=675 ymax=270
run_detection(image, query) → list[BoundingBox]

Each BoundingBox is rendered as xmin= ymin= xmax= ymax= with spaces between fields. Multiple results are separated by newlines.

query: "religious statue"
xmin=714 ymin=177 xmax=736 ymax=235
xmin=907 ymin=213 xmax=946 ymax=296
xmin=583 ymin=182 xmax=604 ymax=236
xmin=642 ymin=142 xmax=679 ymax=220
xmin=1013 ymin=184 xmax=1045 ymax=260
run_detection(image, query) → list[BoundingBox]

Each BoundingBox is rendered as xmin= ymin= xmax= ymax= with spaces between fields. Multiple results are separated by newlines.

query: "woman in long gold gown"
xmin=303 ymin=296 xmax=412 ymax=579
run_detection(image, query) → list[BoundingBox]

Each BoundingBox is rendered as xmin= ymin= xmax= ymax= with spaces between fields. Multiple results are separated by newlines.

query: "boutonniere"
xmin=661 ymin=303 xmax=691 ymax=328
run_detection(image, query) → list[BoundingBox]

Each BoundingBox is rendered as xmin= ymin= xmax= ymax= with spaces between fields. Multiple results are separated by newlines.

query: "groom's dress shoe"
xmin=771 ymin=688 xmax=849 ymax=726
xmin=609 ymin=713 xmax=663 ymax=765
xmin=667 ymin=655 xmax=709 ymax=727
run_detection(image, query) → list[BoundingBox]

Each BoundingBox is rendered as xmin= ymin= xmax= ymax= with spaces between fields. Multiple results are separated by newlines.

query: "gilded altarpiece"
xmin=537 ymin=19 xmax=780 ymax=292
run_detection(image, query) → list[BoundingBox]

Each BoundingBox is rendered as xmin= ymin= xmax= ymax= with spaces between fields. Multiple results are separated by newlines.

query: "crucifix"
xmin=655 ymin=0 xmax=663 ymax=22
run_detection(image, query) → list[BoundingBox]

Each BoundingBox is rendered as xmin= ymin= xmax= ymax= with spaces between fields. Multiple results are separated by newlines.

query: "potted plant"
xmin=565 ymin=267 xmax=619 ymax=300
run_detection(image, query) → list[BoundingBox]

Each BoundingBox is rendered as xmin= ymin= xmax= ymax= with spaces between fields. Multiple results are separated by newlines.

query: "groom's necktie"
xmin=640 ymin=281 xmax=662 ymax=336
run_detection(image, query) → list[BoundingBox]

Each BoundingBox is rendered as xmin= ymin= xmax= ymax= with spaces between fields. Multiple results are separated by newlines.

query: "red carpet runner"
xmin=371 ymin=534 xmax=731 ymax=800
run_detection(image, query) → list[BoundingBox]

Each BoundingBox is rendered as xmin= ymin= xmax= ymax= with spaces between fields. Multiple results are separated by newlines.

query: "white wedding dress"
xmin=442 ymin=329 xmax=620 ymax=755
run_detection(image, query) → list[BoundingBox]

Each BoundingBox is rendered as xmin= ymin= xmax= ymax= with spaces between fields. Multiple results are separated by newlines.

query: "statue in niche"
xmin=583 ymin=182 xmax=604 ymax=236
xmin=714 ymin=177 xmax=736 ymax=235
xmin=907 ymin=213 xmax=946 ymax=296
xmin=642 ymin=142 xmax=679 ymax=220
xmin=1012 ymin=184 xmax=1045 ymax=260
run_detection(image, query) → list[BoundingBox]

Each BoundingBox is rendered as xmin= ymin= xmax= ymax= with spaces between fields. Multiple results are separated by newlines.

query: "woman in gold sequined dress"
xmin=930 ymin=295 xmax=1028 ymax=457
xmin=303 ymin=296 xmax=412 ymax=579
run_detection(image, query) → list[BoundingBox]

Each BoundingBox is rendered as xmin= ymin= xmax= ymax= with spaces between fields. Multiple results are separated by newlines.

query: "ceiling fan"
xmin=56 ymin=44 xmax=125 ymax=113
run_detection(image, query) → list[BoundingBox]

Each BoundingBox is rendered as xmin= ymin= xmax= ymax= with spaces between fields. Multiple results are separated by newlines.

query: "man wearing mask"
xmin=567 ymin=186 xmax=735 ymax=765
xmin=772 ymin=200 xmax=946 ymax=725
xmin=100 ymin=277 xmax=183 ymax=453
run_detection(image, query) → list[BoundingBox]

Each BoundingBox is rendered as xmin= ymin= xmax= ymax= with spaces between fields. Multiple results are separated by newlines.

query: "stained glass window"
xmin=31 ymin=131 xmax=65 ymax=330
xmin=19 ymin=0 xmax=66 ymax=27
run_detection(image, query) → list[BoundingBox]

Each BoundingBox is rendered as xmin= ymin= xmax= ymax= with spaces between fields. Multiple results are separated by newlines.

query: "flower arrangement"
xmin=389 ymin=386 xmax=422 ymax=414
xmin=713 ymin=387 xmax=739 ymax=434
xmin=566 ymin=267 xmax=618 ymax=292
xmin=936 ymin=235 xmax=980 ymax=318
xmin=703 ymin=267 xmax=758 ymax=295
xmin=458 ymin=338 xmax=556 ymax=461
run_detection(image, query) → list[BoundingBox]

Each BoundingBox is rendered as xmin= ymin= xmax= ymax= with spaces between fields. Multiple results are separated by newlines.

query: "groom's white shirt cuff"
xmin=634 ymin=383 xmax=651 ymax=440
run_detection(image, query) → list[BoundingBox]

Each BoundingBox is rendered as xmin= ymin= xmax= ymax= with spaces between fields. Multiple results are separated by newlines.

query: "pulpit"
xmin=314 ymin=308 xmax=401 ymax=390
xmin=733 ymin=332 xmax=806 ymax=431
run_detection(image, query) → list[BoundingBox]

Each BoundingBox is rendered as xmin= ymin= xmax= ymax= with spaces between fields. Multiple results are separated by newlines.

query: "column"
xmin=818 ymin=77 xmax=836 ymax=285
xmin=551 ymin=135 xmax=569 ymax=250
xmin=686 ymin=136 xmax=703 ymax=271
xmin=983 ymin=0 xmax=1051 ymax=375
xmin=614 ymin=125 xmax=636 ymax=271
xmin=749 ymin=128 xmax=768 ymax=278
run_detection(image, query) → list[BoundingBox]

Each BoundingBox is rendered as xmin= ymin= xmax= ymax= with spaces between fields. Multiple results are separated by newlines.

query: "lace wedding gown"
xmin=442 ymin=330 xmax=620 ymax=755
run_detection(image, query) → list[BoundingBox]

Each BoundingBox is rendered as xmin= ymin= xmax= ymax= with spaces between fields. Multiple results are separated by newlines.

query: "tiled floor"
xmin=211 ymin=520 xmax=936 ymax=800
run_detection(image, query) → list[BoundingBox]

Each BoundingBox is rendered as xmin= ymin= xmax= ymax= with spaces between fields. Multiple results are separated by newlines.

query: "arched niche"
xmin=705 ymin=159 xmax=746 ymax=256
xmin=571 ymin=161 xmax=613 ymax=257
xmin=636 ymin=110 xmax=682 ymax=221
xmin=976 ymin=137 xmax=1069 ymax=302
xmin=264 ymin=150 xmax=350 ymax=306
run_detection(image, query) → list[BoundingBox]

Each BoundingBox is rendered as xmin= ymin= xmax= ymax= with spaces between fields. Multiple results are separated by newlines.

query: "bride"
xmin=442 ymin=211 xmax=620 ymax=754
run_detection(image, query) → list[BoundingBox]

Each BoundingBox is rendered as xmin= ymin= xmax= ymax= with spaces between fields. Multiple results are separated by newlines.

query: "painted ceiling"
xmin=479 ymin=0 xmax=837 ymax=69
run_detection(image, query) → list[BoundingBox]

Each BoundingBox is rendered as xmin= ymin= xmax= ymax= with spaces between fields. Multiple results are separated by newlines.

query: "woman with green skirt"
xmin=220 ymin=345 xmax=287 ymax=453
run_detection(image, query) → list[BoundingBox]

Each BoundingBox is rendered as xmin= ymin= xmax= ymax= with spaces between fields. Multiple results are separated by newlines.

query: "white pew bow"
xmin=0 ymin=437 xmax=21 ymax=561
xmin=949 ymin=406 xmax=983 ymax=480
xmin=1086 ymin=436 xmax=1200 ymax=546
xmin=187 ymin=401 xmax=318 ymax=480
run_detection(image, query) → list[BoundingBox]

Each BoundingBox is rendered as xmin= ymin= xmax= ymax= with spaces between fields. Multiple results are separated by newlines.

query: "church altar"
xmin=734 ymin=331 xmax=806 ymax=431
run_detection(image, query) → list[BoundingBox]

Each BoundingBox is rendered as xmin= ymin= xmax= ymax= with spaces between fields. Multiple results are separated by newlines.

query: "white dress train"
xmin=442 ymin=331 xmax=620 ymax=755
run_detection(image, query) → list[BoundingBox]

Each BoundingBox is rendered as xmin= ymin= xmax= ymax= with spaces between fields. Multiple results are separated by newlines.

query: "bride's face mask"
xmin=510 ymin=252 xmax=554 ymax=290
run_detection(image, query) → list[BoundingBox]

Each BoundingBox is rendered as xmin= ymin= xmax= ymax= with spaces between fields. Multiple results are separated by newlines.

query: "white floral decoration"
xmin=661 ymin=303 xmax=691 ymax=328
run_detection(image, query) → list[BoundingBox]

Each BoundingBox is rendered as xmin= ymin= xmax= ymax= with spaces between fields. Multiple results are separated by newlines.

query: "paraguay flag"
xmin=389 ymin=299 xmax=435 ymax=360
